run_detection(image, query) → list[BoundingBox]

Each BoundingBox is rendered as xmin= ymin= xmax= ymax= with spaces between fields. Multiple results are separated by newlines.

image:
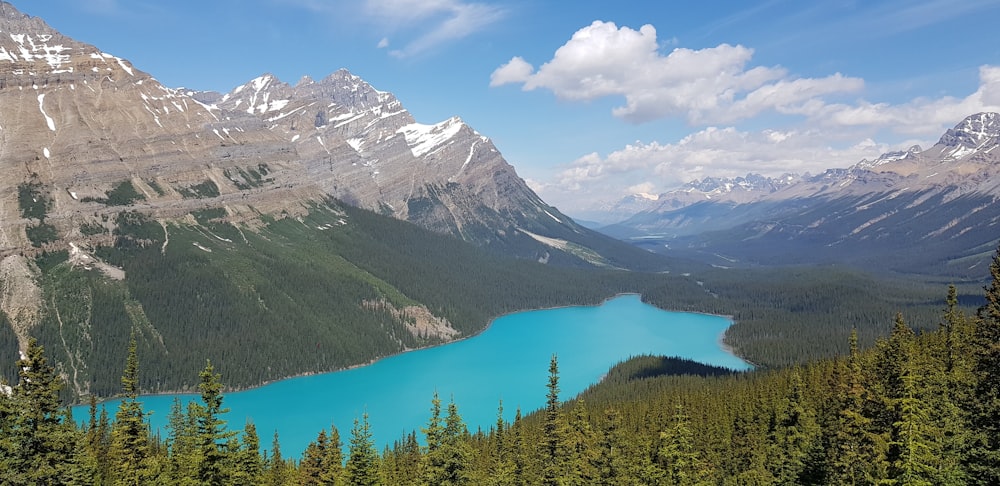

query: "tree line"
xmin=3 ymin=246 xmax=1000 ymax=484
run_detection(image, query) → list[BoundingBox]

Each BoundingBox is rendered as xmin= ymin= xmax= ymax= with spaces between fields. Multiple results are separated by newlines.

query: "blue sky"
xmin=12 ymin=0 xmax=1000 ymax=215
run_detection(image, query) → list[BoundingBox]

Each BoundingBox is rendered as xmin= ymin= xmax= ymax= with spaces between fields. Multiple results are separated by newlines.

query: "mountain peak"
xmin=937 ymin=112 xmax=1000 ymax=156
xmin=854 ymin=144 xmax=922 ymax=170
xmin=0 ymin=2 xmax=52 ymax=34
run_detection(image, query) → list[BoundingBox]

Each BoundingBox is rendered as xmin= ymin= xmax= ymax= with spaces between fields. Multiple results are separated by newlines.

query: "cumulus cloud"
xmin=491 ymin=20 xmax=863 ymax=124
xmin=537 ymin=126 xmax=903 ymax=213
xmin=490 ymin=57 xmax=533 ymax=87
xmin=542 ymin=64 xmax=1000 ymax=211
xmin=499 ymin=19 xmax=1000 ymax=213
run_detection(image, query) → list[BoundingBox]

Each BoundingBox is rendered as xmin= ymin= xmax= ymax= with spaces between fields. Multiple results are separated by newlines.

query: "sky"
xmin=11 ymin=0 xmax=1000 ymax=216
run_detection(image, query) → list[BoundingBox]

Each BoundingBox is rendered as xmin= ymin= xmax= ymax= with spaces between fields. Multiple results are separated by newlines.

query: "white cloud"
xmin=541 ymin=64 xmax=1000 ymax=211
xmin=498 ymin=19 xmax=1000 ymax=214
xmin=799 ymin=66 xmax=1000 ymax=137
xmin=364 ymin=0 xmax=505 ymax=58
xmin=538 ymin=127 xmax=899 ymax=213
xmin=277 ymin=0 xmax=504 ymax=57
xmin=490 ymin=57 xmax=533 ymax=87
xmin=538 ymin=62 xmax=1000 ymax=211
xmin=491 ymin=20 xmax=864 ymax=124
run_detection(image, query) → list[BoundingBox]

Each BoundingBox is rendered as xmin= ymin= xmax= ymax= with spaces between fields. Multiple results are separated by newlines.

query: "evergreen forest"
xmin=2 ymin=245 xmax=1000 ymax=484
xmin=0 ymin=200 xmax=971 ymax=399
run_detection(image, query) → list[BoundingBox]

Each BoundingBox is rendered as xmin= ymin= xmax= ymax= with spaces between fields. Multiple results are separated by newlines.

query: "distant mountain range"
xmin=600 ymin=112 xmax=1000 ymax=278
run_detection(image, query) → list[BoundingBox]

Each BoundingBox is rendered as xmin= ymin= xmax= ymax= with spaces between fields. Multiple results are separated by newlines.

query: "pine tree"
xmin=301 ymin=429 xmax=329 ymax=484
xmin=231 ymin=420 xmax=263 ymax=485
xmin=510 ymin=407 xmax=528 ymax=486
xmin=422 ymin=391 xmax=445 ymax=485
xmin=109 ymin=331 xmax=153 ymax=485
xmin=0 ymin=338 xmax=88 ymax=484
xmin=264 ymin=430 xmax=290 ymax=486
xmin=541 ymin=354 xmax=569 ymax=486
xmin=488 ymin=400 xmax=514 ymax=486
xmin=968 ymin=244 xmax=1000 ymax=484
xmin=194 ymin=360 xmax=236 ymax=486
xmin=770 ymin=368 xmax=819 ymax=485
xmin=346 ymin=413 xmax=380 ymax=486
xmin=441 ymin=397 xmax=473 ymax=485
xmin=830 ymin=330 xmax=879 ymax=485
xmin=565 ymin=399 xmax=597 ymax=485
xmin=165 ymin=397 xmax=199 ymax=483
xmin=658 ymin=403 xmax=712 ymax=486
xmin=321 ymin=424 xmax=345 ymax=485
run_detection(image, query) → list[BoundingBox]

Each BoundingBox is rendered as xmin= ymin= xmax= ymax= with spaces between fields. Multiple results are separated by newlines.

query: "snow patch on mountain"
xmin=37 ymin=93 xmax=55 ymax=131
xmin=398 ymin=117 xmax=464 ymax=158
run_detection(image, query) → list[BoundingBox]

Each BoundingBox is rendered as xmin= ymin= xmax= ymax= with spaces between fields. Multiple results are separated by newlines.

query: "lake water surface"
xmin=77 ymin=294 xmax=750 ymax=458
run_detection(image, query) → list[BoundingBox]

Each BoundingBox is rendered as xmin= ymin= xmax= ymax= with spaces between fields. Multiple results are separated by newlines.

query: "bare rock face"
xmin=0 ymin=1 xmax=570 ymax=258
xmin=216 ymin=70 xmax=562 ymax=239
xmin=0 ymin=3 xmax=322 ymax=256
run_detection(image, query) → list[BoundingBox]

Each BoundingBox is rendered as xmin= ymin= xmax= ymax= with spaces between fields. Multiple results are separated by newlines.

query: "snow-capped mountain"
xmin=603 ymin=113 xmax=1000 ymax=278
xmin=208 ymin=70 xmax=571 ymax=241
xmin=0 ymin=1 xmax=658 ymax=267
xmin=0 ymin=1 xmax=666 ymax=352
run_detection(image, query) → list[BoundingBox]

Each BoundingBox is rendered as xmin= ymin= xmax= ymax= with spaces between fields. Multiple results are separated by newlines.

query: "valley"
xmin=0 ymin=1 xmax=999 ymax=484
xmin=598 ymin=113 xmax=1000 ymax=280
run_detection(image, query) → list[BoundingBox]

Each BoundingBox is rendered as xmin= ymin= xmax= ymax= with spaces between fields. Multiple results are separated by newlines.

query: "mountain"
xmin=0 ymin=2 xmax=669 ymax=394
xmin=0 ymin=1 xmax=656 ymax=268
xmin=603 ymin=113 xmax=1000 ymax=278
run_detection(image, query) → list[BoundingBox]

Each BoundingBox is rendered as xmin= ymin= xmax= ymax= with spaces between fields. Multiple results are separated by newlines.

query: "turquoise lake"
xmin=75 ymin=294 xmax=751 ymax=458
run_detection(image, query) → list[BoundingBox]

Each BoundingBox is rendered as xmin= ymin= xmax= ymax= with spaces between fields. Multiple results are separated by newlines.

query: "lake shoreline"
xmin=72 ymin=294 xmax=752 ymax=458
xmin=75 ymin=292 xmax=751 ymax=405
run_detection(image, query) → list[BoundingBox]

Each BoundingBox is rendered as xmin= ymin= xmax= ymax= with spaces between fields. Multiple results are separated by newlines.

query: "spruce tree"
xmin=488 ymin=400 xmax=514 ymax=486
xmin=321 ymin=424 xmax=345 ymax=484
xmin=594 ymin=407 xmax=623 ymax=485
xmin=565 ymin=399 xmax=597 ymax=485
xmin=109 ymin=331 xmax=153 ymax=485
xmin=510 ymin=408 xmax=528 ymax=486
xmin=346 ymin=413 xmax=380 ymax=486
xmin=442 ymin=397 xmax=473 ymax=485
xmin=231 ymin=420 xmax=263 ymax=485
xmin=300 ymin=429 xmax=328 ymax=484
xmin=541 ymin=354 xmax=568 ymax=486
xmin=830 ymin=328 xmax=879 ymax=485
xmin=165 ymin=397 xmax=198 ymax=483
xmin=422 ymin=391 xmax=445 ymax=485
xmin=968 ymin=245 xmax=1000 ymax=484
xmin=658 ymin=403 xmax=711 ymax=486
xmin=889 ymin=360 xmax=936 ymax=486
xmin=770 ymin=368 xmax=819 ymax=485
xmin=0 ymin=338 xmax=87 ymax=484
xmin=194 ymin=360 xmax=236 ymax=486
xmin=264 ymin=430 xmax=290 ymax=486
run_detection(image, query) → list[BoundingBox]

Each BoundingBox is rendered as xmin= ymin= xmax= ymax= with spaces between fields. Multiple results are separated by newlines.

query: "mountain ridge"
xmin=0 ymin=0 xmax=666 ymax=368
xmin=602 ymin=112 xmax=1000 ymax=278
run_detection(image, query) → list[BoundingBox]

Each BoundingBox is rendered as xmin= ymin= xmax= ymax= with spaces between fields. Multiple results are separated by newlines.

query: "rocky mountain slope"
xmin=0 ymin=1 xmax=625 ymax=259
xmin=603 ymin=112 xmax=1000 ymax=278
xmin=0 ymin=0 xmax=667 ymax=386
